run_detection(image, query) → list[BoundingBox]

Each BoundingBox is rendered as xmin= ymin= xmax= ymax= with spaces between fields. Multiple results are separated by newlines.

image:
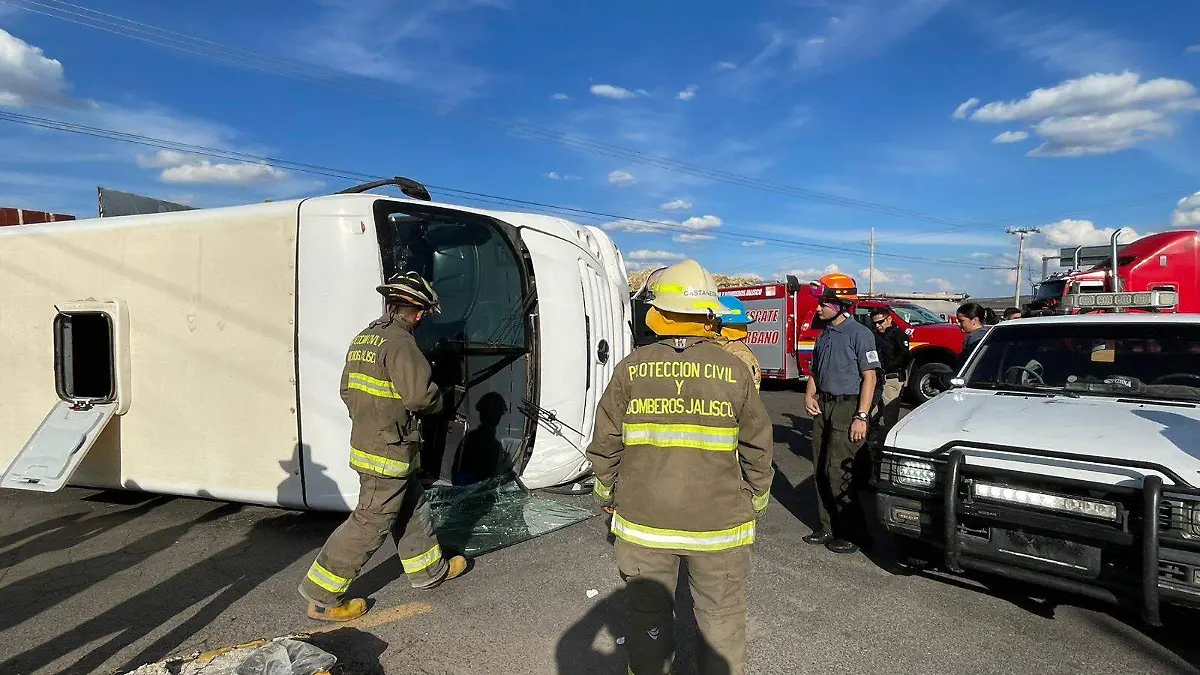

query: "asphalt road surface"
xmin=2 ymin=387 xmax=1198 ymax=674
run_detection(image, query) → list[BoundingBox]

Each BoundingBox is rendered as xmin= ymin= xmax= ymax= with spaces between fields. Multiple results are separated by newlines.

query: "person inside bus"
xmin=956 ymin=302 xmax=997 ymax=370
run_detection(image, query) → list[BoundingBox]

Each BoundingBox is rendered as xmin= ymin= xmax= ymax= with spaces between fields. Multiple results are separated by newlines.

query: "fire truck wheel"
xmin=908 ymin=362 xmax=953 ymax=404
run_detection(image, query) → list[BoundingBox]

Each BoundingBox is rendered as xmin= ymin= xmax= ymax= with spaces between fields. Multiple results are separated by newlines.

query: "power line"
xmin=0 ymin=109 xmax=1000 ymax=270
xmin=0 ymin=0 xmax=1010 ymax=230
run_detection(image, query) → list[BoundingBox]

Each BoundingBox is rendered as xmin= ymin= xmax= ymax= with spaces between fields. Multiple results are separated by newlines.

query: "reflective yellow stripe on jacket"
xmin=621 ymin=422 xmax=739 ymax=452
xmin=346 ymin=372 xmax=401 ymax=399
xmin=611 ymin=513 xmax=755 ymax=552
xmin=349 ymin=448 xmax=417 ymax=477
xmin=305 ymin=560 xmax=352 ymax=594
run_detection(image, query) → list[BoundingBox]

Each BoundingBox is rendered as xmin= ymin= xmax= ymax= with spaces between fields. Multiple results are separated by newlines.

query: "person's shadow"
xmin=555 ymin=570 xmax=731 ymax=674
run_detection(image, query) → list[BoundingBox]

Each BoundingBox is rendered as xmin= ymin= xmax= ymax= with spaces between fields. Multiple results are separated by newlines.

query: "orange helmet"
xmin=818 ymin=272 xmax=858 ymax=301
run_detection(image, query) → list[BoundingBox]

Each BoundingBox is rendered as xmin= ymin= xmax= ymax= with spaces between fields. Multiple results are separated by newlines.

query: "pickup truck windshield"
xmin=963 ymin=322 xmax=1200 ymax=402
xmin=892 ymin=304 xmax=944 ymax=326
xmin=374 ymin=202 xmax=529 ymax=353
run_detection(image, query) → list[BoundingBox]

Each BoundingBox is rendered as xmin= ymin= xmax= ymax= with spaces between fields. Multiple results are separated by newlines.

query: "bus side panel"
xmin=296 ymin=198 xmax=387 ymax=511
xmin=0 ymin=205 xmax=303 ymax=507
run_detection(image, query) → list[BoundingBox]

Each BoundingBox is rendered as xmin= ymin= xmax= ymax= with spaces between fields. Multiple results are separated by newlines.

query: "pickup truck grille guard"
xmin=876 ymin=441 xmax=1200 ymax=627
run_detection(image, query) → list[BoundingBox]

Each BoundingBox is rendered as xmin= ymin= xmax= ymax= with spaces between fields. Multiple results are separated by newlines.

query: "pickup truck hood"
xmin=888 ymin=389 xmax=1200 ymax=488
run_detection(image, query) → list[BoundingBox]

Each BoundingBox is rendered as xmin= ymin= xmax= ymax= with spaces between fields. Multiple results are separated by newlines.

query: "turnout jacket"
xmin=340 ymin=314 xmax=442 ymax=478
xmin=586 ymin=336 xmax=774 ymax=554
xmin=720 ymin=339 xmax=762 ymax=390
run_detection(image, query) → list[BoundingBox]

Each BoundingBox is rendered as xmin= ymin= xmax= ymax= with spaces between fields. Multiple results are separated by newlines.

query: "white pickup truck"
xmin=873 ymin=295 xmax=1200 ymax=625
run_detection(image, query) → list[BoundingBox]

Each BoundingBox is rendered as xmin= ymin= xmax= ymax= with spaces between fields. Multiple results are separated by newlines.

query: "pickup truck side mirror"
xmin=949 ymin=377 xmax=965 ymax=388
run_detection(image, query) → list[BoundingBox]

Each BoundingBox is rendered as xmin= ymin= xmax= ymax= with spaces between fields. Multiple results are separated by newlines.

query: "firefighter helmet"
xmin=376 ymin=270 xmax=441 ymax=313
xmin=718 ymin=295 xmax=754 ymax=326
xmin=646 ymin=260 xmax=732 ymax=316
xmin=818 ymin=272 xmax=858 ymax=300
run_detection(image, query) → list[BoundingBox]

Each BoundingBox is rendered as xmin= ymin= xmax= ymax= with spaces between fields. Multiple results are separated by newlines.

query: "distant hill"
xmin=627 ymin=268 xmax=764 ymax=292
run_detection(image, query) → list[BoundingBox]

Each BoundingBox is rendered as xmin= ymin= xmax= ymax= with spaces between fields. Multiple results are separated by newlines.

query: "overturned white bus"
xmin=0 ymin=178 xmax=632 ymax=510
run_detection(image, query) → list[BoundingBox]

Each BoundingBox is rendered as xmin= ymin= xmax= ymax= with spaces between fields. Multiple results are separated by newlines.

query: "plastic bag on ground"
xmin=124 ymin=636 xmax=336 ymax=675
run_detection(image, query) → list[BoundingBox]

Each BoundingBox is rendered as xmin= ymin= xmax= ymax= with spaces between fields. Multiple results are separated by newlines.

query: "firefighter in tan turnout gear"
xmin=299 ymin=271 xmax=468 ymax=622
xmin=586 ymin=260 xmax=774 ymax=675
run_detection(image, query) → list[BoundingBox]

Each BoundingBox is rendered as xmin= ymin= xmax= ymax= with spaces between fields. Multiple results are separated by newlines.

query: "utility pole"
xmin=1006 ymin=227 xmax=1038 ymax=308
xmin=866 ymin=227 xmax=876 ymax=296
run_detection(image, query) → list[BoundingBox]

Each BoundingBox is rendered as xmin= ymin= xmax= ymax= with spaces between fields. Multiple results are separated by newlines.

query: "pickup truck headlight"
xmin=1168 ymin=500 xmax=1200 ymax=538
xmin=972 ymin=481 xmax=1119 ymax=522
xmin=892 ymin=458 xmax=937 ymax=489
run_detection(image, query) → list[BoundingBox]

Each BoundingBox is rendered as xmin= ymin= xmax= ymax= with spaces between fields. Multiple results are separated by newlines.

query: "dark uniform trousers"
xmin=617 ymin=538 xmax=751 ymax=675
xmin=299 ymin=470 xmax=447 ymax=608
xmin=811 ymin=393 xmax=868 ymax=537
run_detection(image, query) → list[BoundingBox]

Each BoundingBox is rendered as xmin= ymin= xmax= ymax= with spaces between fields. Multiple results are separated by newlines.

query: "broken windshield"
xmin=374 ymin=202 xmax=530 ymax=353
xmin=962 ymin=322 xmax=1200 ymax=402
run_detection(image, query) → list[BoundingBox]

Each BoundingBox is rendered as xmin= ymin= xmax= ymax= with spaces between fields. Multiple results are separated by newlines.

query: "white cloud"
xmin=1172 ymin=190 xmax=1200 ymax=228
xmin=861 ymin=268 xmax=914 ymax=288
xmin=926 ymin=277 xmax=957 ymax=292
xmin=715 ymin=61 xmax=738 ymax=71
xmin=674 ymin=233 xmax=717 ymax=243
xmin=136 ymin=150 xmax=289 ymax=185
xmin=992 ymin=130 xmax=1030 ymax=144
xmin=551 ymin=93 xmax=569 ymax=100
xmin=741 ymin=240 xmax=766 ymax=247
xmin=290 ymin=0 xmax=501 ymax=102
xmin=546 ymin=171 xmax=580 ymax=180
xmin=1030 ymin=109 xmax=1172 ymax=157
xmin=775 ymin=263 xmax=841 ymax=282
xmin=953 ymin=97 xmax=980 ymax=119
xmin=968 ymin=251 xmax=993 ymax=258
xmin=676 ymin=85 xmax=698 ymax=101
xmin=608 ymin=169 xmax=636 ymax=186
xmin=960 ymin=71 xmax=1200 ymax=157
xmin=969 ymin=72 xmax=1197 ymax=122
xmin=602 ymin=218 xmax=667 ymax=234
xmin=0 ymin=28 xmax=79 ymax=108
xmin=1188 ymin=45 xmax=1200 ymax=54
xmin=807 ymin=37 xmax=826 ymax=46
xmin=680 ymin=215 xmax=723 ymax=230
xmin=591 ymin=84 xmax=642 ymax=100
xmin=626 ymin=249 xmax=686 ymax=261
xmin=661 ymin=199 xmax=692 ymax=211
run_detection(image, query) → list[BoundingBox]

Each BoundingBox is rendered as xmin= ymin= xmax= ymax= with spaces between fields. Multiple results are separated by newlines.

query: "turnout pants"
xmin=299 ymin=472 xmax=448 ymax=608
xmin=811 ymin=394 xmax=868 ymax=538
xmin=616 ymin=538 xmax=751 ymax=675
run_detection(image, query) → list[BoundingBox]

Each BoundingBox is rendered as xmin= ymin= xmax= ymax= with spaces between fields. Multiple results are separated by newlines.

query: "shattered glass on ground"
xmin=426 ymin=474 xmax=596 ymax=557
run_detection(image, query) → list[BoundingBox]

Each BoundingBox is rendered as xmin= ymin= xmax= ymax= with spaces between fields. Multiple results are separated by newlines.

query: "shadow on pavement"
xmin=306 ymin=627 xmax=390 ymax=675
xmin=557 ymin=565 xmax=734 ymax=675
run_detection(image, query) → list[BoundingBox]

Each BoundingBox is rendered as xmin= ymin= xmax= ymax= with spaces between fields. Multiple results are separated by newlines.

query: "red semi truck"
xmin=716 ymin=277 xmax=965 ymax=403
xmin=1031 ymin=230 xmax=1199 ymax=315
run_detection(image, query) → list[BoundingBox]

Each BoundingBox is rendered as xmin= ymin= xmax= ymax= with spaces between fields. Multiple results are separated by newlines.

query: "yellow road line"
xmin=311 ymin=601 xmax=434 ymax=632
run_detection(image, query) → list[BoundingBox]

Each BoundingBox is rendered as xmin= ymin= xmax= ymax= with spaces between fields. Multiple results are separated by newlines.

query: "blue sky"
xmin=2 ymin=0 xmax=1199 ymax=297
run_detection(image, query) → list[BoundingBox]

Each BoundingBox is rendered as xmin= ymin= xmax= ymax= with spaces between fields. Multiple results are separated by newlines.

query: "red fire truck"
xmin=716 ymin=277 xmax=966 ymax=403
xmin=1031 ymin=230 xmax=1199 ymax=315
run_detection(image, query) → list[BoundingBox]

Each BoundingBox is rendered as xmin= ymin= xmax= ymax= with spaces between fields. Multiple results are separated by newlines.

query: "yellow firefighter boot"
xmin=417 ymin=555 xmax=469 ymax=589
xmin=306 ymin=598 xmax=368 ymax=622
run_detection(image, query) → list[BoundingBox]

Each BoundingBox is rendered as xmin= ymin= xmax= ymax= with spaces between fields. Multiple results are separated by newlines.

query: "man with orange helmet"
xmin=802 ymin=273 xmax=879 ymax=555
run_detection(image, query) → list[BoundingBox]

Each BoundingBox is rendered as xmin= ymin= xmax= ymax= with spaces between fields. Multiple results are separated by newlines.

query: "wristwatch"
xmin=853 ymin=411 xmax=869 ymax=422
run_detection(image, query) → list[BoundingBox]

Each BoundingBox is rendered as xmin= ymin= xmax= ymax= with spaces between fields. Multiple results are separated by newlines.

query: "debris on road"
xmin=123 ymin=635 xmax=335 ymax=675
xmin=426 ymin=475 xmax=596 ymax=557
xmin=586 ymin=589 xmax=599 ymax=598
